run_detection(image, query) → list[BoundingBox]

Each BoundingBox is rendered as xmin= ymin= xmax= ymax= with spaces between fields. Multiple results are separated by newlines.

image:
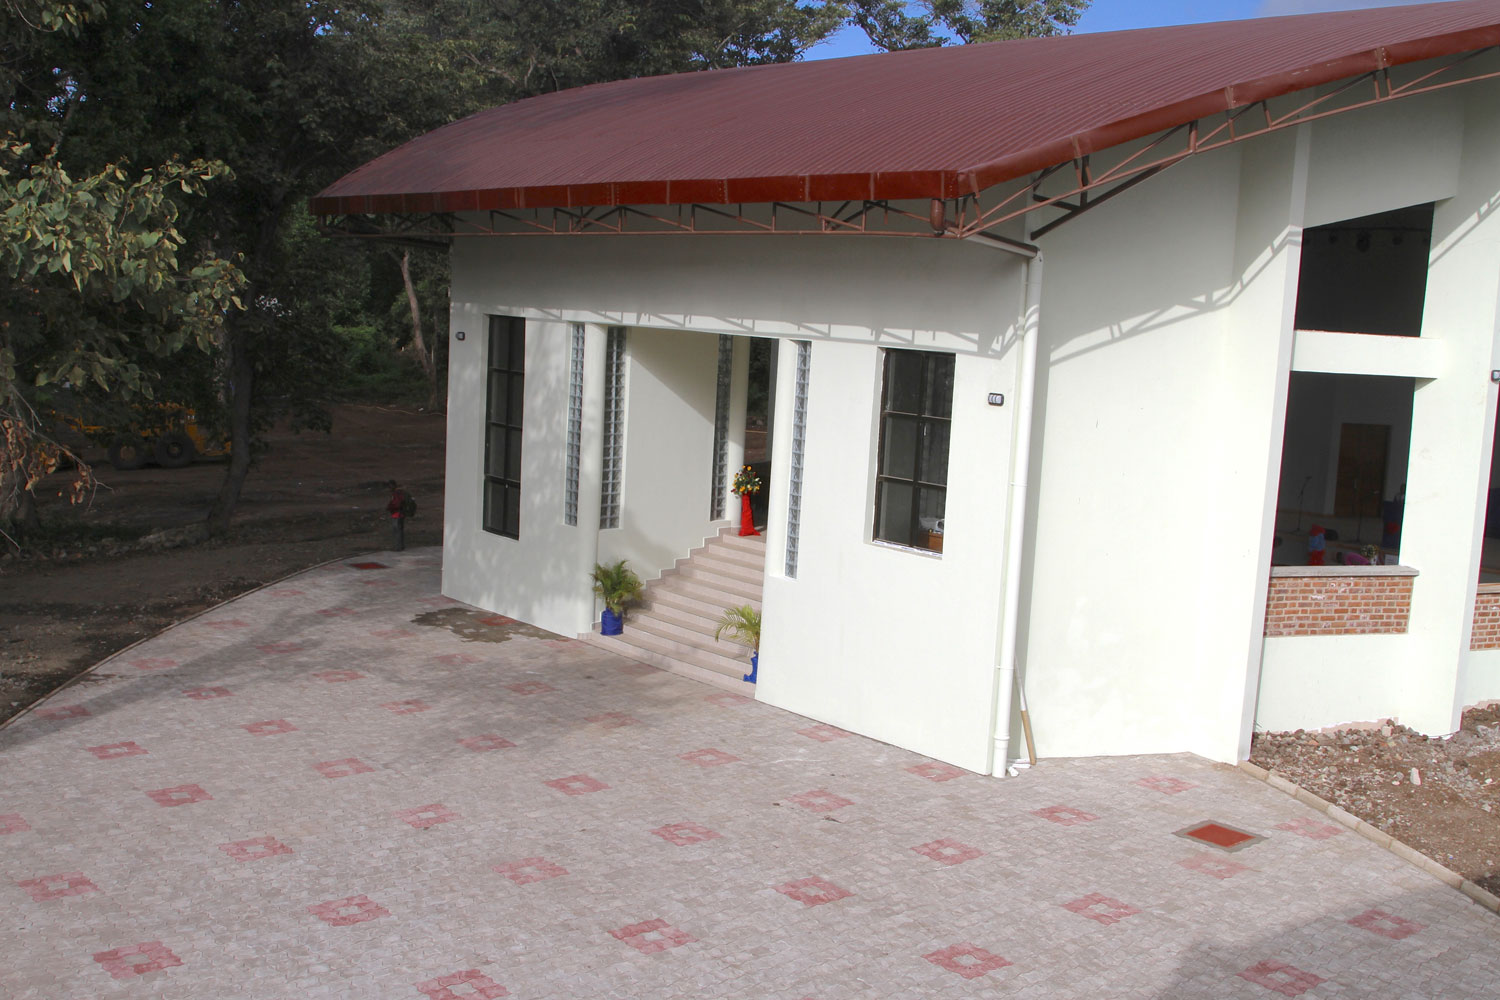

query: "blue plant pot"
xmin=742 ymin=650 xmax=758 ymax=684
xmin=600 ymin=607 xmax=623 ymax=636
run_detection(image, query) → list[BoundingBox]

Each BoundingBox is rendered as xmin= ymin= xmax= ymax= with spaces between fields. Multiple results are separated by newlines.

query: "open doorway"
xmin=1274 ymin=373 xmax=1413 ymax=565
xmin=743 ymin=337 xmax=776 ymax=528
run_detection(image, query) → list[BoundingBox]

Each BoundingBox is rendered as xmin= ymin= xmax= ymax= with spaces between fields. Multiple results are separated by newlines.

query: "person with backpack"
xmin=386 ymin=480 xmax=415 ymax=551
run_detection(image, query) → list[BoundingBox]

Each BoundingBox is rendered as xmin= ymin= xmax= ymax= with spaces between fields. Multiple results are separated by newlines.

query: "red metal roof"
xmin=312 ymin=0 xmax=1500 ymax=216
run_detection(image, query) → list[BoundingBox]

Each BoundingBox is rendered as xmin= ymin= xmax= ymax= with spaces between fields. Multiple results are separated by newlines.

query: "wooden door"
xmin=1334 ymin=423 xmax=1390 ymax=518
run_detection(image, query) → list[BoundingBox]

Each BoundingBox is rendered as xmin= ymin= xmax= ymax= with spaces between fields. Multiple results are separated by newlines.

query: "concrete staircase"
xmin=582 ymin=529 xmax=763 ymax=693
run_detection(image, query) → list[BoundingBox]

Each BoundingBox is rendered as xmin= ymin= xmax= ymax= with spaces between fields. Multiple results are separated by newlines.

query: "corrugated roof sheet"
xmin=312 ymin=0 xmax=1500 ymax=215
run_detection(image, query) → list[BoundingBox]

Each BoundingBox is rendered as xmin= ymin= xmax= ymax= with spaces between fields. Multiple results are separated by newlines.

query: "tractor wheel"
xmin=153 ymin=430 xmax=196 ymax=469
xmin=107 ymin=435 xmax=149 ymax=471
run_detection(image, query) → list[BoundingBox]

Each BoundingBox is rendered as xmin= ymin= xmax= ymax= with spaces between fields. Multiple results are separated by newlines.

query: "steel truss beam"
xmin=321 ymin=47 xmax=1500 ymax=245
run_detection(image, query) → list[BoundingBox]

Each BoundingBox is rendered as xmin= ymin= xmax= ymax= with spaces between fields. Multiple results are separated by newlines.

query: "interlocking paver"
xmin=2 ymin=547 xmax=1498 ymax=999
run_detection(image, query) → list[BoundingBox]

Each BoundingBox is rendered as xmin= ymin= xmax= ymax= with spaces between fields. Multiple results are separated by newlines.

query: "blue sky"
xmin=806 ymin=0 xmax=1431 ymax=59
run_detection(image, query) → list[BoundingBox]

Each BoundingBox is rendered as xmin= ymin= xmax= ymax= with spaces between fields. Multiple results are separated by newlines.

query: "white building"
xmin=315 ymin=1 xmax=1500 ymax=776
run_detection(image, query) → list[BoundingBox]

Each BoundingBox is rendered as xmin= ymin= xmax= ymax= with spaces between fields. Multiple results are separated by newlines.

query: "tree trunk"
xmin=399 ymin=249 xmax=439 ymax=410
xmin=206 ymin=324 xmax=254 ymax=534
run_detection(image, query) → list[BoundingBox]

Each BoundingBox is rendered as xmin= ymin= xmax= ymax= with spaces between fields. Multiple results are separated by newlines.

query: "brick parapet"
xmin=1470 ymin=583 xmax=1500 ymax=650
xmin=1263 ymin=568 xmax=1416 ymax=636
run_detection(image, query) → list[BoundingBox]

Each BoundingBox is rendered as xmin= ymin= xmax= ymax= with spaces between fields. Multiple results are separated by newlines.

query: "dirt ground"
xmin=0 ymin=403 xmax=446 ymax=719
xmin=3 ymin=406 xmax=1498 ymax=899
xmin=1251 ymin=708 xmax=1500 ymax=895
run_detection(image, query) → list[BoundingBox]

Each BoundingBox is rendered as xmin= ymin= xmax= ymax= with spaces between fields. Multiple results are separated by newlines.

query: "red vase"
xmin=738 ymin=492 xmax=760 ymax=536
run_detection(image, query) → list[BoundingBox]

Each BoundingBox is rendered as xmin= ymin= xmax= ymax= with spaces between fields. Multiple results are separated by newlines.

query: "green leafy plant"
xmin=590 ymin=559 xmax=643 ymax=615
xmin=713 ymin=604 xmax=761 ymax=652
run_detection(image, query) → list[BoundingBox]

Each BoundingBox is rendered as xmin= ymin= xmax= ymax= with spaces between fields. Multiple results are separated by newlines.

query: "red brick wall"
xmin=1471 ymin=585 xmax=1500 ymax=650
xmin=1263 ymin=572 xmax=1413 ymax=636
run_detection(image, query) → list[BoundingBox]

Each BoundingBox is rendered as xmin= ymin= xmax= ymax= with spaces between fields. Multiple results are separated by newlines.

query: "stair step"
xmin=607 ymin=624 xmax=750 ymax=675
xmin=631 ymin=613 xmax=751 ymax=654
xmin=650 ymin=578 xmax=761 ymax=615
xmin=579 ymin=631 xmax=755 ymax=694
xmin=675 ymin=552 xmax=763 ymax=585
xmin=693 ymin=541 xmax=766 ymax=570
xmin=713 ymin=530 xmax=769 ymax=554
xmin=638 ymin=600 xmax=730 ymax=635
xmin=677 ymin=564 xmax=763 ymax=600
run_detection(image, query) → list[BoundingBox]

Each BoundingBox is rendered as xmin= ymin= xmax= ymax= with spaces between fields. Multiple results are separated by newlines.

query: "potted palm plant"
xmin=591 ymin=560 xmax=643 ymax=635
xmin=713 ymin=604 xmax=761 ymax=682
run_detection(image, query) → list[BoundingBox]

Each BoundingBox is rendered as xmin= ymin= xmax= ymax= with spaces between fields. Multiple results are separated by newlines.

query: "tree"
xmin=846 ymin=0 xmax=1088 ymax=50
xmin=0 ymin=1 xmax=243 ymax=542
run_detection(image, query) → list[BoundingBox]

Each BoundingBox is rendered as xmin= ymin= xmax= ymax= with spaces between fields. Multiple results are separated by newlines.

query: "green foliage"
xmin=713 ymin=604 xmax=762 ymax=652
xmin=591 ymin=559 xmax=644 ymax=614
xmin=846 ymin=0 xmax=1088 ymax=50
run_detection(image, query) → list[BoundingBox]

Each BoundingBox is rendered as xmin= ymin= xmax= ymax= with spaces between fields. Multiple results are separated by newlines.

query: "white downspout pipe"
xmin=966 ymin=234 xmax=1043 ymax=777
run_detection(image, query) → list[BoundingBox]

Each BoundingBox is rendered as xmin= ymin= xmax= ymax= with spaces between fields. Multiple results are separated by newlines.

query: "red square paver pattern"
xmin=545 ymin=774 xmax=609 ymax=796
xmin=459 ymin=734 xmax=516 ymax=751
xmin=924 ymin=943 xmax=1011 ymax=980
xmin=678 ymin=748 xmax=740 ymax=766
xmin=243 ymin=719 xmax=297 ymax=736
xmin=18 ymin=871 xmax=98 ymax=901
xmin=1061 ymin=893 xmax=1141 ymax=925
xmin=85 ymin=742 xmax=148 ymax=760
xmin=395 ymin=803 xmax=461 ymax=829
xmin=308 ymin=894 xmax=390 ymax=926
xmin=315 ymin=757 xmax=374 ymax=779
xmin=415 ymin=969 xmax=509 ymax=999
xmin=493 ymin=857 xmax=568 ymax=885
xmin=652 ymin=822 xmax=722 ymax=846
xmin=93 ymin=941 xmax=183 ymax=980
xmin=1237 ymin=959 xmax=1326 ymax=997
xmin=773 ymin=876 xmax=853 ymax=907
xmin=146 ymin=784 xmax=211 ymax=807
xmin=1031 ymin=805 xmax=1099 ymax=826
xmin=911 ymin=838 xmax=983 ymax=866
xmin=609 ymin=918 xmax=695 ymax=954
xmin=35 ymin=704 xmax=90 ymax=720
xmin=0 ymin=813 xmax=31 ymax=834
xmin=907 ymin=762 xmax=965 ymax=782
xmin=1348 ymin=908 xmax=1425 ymax=940
xmin=788 ymin=789 xmax=853 ymax=812
xmin=220 ymin=837 xmax=293 ymax=862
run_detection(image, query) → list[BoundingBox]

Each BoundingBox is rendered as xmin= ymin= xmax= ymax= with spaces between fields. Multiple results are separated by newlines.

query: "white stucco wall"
xmin=1255 ymin=633 xmax=1413 ymax=732
xmin=596 ymin=327 xmax=721 ymax=582
xmin=441 ymin=315 xmax=605 ymax=637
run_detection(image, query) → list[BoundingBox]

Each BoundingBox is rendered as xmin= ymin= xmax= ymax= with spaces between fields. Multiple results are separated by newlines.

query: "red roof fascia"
xmin=309 ymin=2 xmax=1500 ymax=218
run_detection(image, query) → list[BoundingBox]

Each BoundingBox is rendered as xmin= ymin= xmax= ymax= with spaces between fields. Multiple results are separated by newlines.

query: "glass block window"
xmin=483 ymin=315 xmax=525 ymax=539
xmin=873 ymin=350 xmax=953 ymax=550
xmin=600 ymin=326 xmax=626 ymax=530
xmin=710 ymin=335 xmax=733 ymax=520
xmin=785 ymin=340 xmax=811 ymax=577
xmin=563 ymin=323 xmax=585 ymax=526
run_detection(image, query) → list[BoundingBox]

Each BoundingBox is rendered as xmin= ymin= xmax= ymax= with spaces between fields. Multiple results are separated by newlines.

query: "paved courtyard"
xmin=3 ymin=549 xmax=1498 ymax=999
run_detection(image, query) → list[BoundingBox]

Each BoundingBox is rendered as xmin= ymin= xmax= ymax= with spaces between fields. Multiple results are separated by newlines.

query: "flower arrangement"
xmin=731 ymin=465 xmax=762 ymax=495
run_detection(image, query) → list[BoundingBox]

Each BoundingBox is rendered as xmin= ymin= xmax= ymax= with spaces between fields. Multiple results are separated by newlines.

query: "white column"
xmin=726 ymin=336 xmax=750 ymax=526
xmin=1398 ymin=82 xmax=1500 ymax=735
xmin=1214 ymin=127 xmax=1309 ymax=762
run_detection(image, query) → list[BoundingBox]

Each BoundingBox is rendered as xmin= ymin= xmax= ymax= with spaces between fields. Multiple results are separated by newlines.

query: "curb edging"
xmin=1237 ymin=760 xmax=1500 ymax=915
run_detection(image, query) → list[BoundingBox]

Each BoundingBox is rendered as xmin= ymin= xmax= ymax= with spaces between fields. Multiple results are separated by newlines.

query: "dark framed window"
xmin=483 ymin=315 xmax=525 ymax=538
xmin=874 ymin=350 xmax=953 ymax=550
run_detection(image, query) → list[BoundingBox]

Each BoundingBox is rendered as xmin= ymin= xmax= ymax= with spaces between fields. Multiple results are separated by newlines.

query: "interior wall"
xmin=1276 ymin=373 xmax=1415 ymax=516
xmin=1293 ymin=204 xmax=1434 ymax=336
xmin=596 ymin=327 xmax=721 ymax=582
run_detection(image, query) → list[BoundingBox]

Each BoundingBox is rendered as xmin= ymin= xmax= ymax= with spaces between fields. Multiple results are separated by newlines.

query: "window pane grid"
xmin=785 ymin=340 xmax=811 ymax=577
xmin=873 ymin=350 xmax=952 ymax=549
xmin=564 ymin=323 xmax=585 ymax=526
xmin=600 ymin=327 xmax=626 ymax=530
xmin=483 ymin=315 xmax=525 ymax=539
xmin=710 ymin=335 xmax=733 ymax=520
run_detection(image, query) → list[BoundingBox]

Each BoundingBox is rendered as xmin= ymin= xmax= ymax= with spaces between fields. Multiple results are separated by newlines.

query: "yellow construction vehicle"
xmin=71 ymin=406 xmax=227 ymax=470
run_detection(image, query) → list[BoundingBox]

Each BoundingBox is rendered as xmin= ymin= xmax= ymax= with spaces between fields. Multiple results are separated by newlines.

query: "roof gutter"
xmin=964 ymin=230 xmax=1041 ymax=778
